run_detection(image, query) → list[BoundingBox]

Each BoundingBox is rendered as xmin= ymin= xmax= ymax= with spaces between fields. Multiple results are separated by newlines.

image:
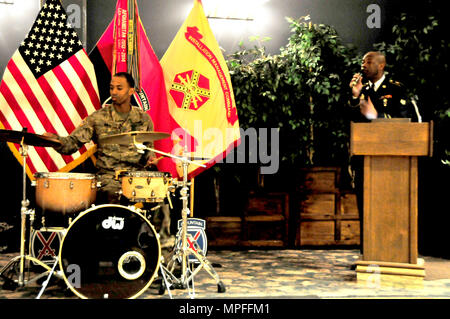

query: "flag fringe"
xmin=57 ymin=145 xmax=97 ymax=173
xmin=5 ymin=139 xmax=97 ymax=181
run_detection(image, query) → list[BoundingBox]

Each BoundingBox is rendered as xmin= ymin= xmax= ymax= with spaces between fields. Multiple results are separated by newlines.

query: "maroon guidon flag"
xmin=88 ymin=0 xmax=196 ymax=179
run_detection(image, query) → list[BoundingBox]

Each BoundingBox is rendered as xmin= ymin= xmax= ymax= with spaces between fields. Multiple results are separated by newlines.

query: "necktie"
xmin=367 ymin=83 xmax=375 ymax=100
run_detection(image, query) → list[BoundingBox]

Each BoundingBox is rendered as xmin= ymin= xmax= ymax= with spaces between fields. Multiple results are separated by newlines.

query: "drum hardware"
xmin=114 ymin=169 xmax=128 ymax=180
xmin=35 ymin=256 xmax=60 ymax=299
xmin=150 ymin=205 xmax=161 ymax=211
xmin=158 ymin=262 xmax=175 ymax=299
xmin=121 ymin=139 xmax=226 ymax=297
xmin=0 ymin=130 xmax=64 ymax=293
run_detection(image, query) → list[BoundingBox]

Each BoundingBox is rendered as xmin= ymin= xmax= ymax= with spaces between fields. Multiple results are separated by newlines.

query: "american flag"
xmin=0 ymin=0 xmax=100 ymax=179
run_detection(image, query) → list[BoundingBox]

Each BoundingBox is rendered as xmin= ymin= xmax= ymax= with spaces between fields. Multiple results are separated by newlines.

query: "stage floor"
xmin=1 ymin=249 xmax=449 ymax=299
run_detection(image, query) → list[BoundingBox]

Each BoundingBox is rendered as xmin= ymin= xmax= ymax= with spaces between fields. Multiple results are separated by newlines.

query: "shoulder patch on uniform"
xmin=389 ymin=79 xmax=403 ymax=87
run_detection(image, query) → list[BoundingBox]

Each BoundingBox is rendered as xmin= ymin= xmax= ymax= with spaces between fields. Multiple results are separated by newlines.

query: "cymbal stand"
xmin=132 ymin=140 xmax=226 ymax=297
xmin=158 ymin=262 xmax=175 ymax=299
xmin=164 ymin=157 xmax=226 ymax=296
xmin=0 ymin=139 xmax=61 ymax=293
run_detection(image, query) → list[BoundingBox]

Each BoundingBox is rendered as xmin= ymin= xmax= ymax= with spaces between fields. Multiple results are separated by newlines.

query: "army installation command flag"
xmin=89 ymin=0 xmax=197 ymax=179
xmin=161 ymin=0 xmax=241 ymax=178
xmin=0 ymin=0 xmax=100 ymax=179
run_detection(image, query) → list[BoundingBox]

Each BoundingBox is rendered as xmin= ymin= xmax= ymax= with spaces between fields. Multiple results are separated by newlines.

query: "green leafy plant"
xmin=227 ymin=16 xmax=360 ymax=172
xmin=374 ymin=7 xmax=450 ymax=166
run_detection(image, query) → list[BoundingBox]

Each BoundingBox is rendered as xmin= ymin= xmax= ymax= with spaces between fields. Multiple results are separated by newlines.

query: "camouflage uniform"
xmin=55 ymin=104 xmax=154 ymax=204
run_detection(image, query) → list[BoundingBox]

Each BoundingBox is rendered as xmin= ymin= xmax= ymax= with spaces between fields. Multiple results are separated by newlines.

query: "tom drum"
xmin=34 ymin=172 xmax=97 ymax=215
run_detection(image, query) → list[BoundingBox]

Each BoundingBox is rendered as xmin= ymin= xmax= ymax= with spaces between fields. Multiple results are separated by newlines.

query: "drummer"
xmin=44 ymin=72 xmax=160 ymax=204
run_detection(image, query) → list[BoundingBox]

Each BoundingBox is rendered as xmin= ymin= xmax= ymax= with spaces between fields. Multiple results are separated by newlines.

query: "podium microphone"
xmin=411 ymin=95 xmax=422 ymax=123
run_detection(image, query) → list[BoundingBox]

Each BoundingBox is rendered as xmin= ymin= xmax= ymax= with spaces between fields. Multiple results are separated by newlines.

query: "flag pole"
xmin=190 ymin=177 xmax=195 ymax=217
xmin=308 ymin=20 xmax=314 ymax=164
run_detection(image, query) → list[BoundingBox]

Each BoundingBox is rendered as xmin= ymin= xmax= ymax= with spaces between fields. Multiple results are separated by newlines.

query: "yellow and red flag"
xmin=161 ymin=0 xmax=241 ymax=179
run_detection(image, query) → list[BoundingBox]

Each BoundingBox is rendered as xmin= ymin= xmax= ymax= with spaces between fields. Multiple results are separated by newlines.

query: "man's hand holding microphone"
xmin=349 ymin=72 xmax=378 ymax=120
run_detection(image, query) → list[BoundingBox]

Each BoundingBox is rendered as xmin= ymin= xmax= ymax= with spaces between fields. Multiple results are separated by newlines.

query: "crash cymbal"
xmin=98 ymin=131 xmax=170 ymax=145
xmin=0 ymin=129 xmax=61 ymax=147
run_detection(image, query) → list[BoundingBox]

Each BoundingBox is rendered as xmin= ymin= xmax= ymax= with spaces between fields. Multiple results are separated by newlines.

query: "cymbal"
xmin=99 ymin=131 xmax=171 ymax=145
xmin=0 ymin=129 xmax=61 ymax=147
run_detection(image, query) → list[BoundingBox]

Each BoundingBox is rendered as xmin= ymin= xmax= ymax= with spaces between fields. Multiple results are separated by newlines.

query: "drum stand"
xmin=157 ymin=154 xmax=226 ymax=297
xmin=0 ymin=140 xmax=62 ymax=295
xmin=132 ymin=140 xmax=226 ymax=298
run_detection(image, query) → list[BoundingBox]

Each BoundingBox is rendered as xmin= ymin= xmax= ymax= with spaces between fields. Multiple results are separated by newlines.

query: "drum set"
xmin=0 ymin=129 xmax=225 ymax=299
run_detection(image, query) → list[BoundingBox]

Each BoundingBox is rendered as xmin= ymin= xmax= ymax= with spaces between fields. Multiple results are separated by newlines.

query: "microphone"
xmin=350 ymin=73 xmax=362 ymax=88
xmin=411 ymin=95 xmax=422 ymax=123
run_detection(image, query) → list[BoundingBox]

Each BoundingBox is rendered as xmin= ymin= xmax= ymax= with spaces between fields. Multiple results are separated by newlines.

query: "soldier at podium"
xmin=349 ymin=51 xmax=420 ymax=122
xmin=347 ymin=51 xmax=421 ymax=254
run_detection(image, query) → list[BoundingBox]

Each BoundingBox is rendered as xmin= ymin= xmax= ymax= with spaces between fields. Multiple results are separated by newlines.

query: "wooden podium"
xmin=350 ymin=119 xmax=433 ymax=280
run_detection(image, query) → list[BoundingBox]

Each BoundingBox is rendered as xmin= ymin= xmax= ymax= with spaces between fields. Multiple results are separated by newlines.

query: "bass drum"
xmin=59 ymin=204 xmax=161 ymax=299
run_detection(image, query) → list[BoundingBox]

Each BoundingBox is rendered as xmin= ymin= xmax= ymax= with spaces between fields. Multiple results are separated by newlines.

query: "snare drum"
xmin=59 ymin=204 xmax=161 ymax=299
xmin=34 ymin=172 xmax=97 ymax=215
xmin=119 ymin=171 xmax=172 ymax=203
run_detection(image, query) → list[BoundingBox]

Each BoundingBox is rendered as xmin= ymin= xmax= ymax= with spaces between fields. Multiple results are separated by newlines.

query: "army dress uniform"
xmin=349 ymin=76 xmax=419 ymax=122
xmin=55 ymin=104 xmax=154 ymax=204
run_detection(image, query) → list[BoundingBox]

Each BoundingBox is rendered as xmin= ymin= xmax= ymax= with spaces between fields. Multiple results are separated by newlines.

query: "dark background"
xmin=1 ymin=0 xmax=404 ymax=73
xmin=0 ymin=0 xmax=448 ymax=257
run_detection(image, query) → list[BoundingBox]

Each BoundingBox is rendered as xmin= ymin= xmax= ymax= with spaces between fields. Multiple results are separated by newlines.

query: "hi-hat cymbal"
xmin=99 ymin=131 xmax=170 ymax=145
xmin=0 ymin=129 xmax=61 ymax=147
